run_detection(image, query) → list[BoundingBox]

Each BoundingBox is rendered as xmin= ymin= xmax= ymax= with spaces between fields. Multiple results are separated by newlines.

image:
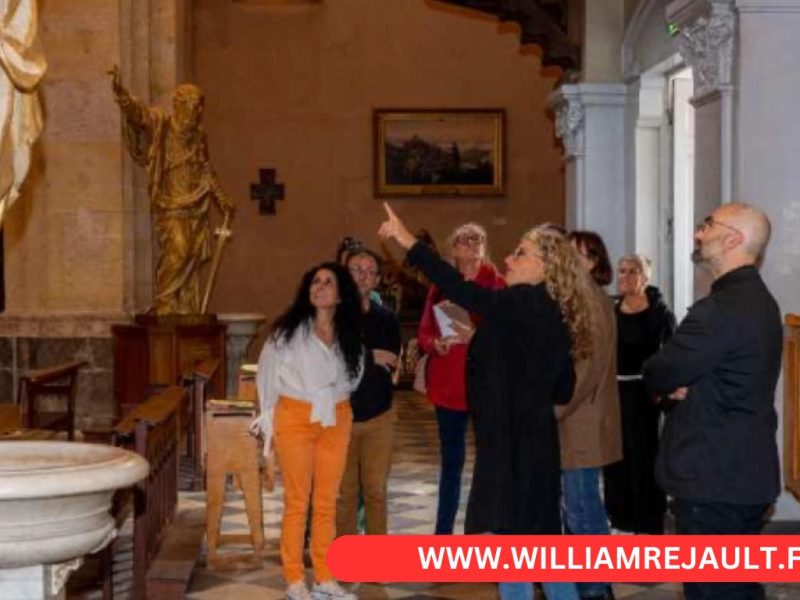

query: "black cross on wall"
xmin=250 ymin=168 xmax=285 ymax=215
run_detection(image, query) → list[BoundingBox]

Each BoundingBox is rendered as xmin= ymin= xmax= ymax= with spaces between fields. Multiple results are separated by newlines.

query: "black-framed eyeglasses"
xmin=349 ymin=266 xmax=378 ymax=277
xmin=696 ymin=215 xmax=742 ymax=236
xmin=453 ymin=232 xmax=484 ymax=246
xmin=510 ymin=246 xmax=543 ymax=261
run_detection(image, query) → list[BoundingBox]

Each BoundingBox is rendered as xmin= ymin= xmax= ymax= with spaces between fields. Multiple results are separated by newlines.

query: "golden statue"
xmin=0 ymin=0 xmax=47 ymax=227
xmin=109 ymin=66 xmax=234 ymax=315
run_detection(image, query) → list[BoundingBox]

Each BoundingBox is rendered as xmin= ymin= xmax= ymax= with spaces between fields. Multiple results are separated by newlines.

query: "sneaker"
xmin=609 ymin=527 xmax=634 ymax=535
xmin=286 ymin=581 xmax=313 ymax=600
xmin=312 ymin=580 xmax=357 ymax=599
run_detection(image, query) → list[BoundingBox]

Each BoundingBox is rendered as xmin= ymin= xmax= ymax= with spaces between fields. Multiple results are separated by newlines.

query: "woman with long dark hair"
xmin=255 ymin=262 xmax=363 ymax=600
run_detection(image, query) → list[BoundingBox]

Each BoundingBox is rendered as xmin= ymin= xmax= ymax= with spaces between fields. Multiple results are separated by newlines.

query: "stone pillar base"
xmin=0 ymin=558 xmax=82 ymax=600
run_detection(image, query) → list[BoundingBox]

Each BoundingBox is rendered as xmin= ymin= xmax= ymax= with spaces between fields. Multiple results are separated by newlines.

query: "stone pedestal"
xmin=217 ymin=314 xmax=265 ymax=397
xmin=0 ymin=560 xmax=81 ymax=600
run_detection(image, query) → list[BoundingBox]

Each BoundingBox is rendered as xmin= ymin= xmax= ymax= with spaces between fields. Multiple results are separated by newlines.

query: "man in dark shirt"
xmin=643 ymin=202 xmax=781 ymax=600
xmin=336 ymin=248 xmax=401 ymax=536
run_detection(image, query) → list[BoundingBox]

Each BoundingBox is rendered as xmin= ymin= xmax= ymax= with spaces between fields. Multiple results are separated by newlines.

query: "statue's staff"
xmin=201 ymin=209 xmax=233 ymax=314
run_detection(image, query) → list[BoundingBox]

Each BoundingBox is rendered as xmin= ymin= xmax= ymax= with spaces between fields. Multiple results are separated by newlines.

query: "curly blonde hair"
xmin=521 ymin=227 xmax=594 ymax=360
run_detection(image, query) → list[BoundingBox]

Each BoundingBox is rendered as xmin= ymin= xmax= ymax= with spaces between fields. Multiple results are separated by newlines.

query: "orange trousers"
xmin=273 ymin=396 xmax=352 ymax=584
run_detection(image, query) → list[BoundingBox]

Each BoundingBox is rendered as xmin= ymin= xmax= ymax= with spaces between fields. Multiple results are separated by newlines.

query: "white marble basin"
xmin=0 ymin=441 xmax=149 ymax=569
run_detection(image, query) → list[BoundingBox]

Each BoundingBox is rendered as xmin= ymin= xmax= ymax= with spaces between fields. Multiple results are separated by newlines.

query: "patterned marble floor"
xmin=181 ymin=391 xmax=800 ymax=600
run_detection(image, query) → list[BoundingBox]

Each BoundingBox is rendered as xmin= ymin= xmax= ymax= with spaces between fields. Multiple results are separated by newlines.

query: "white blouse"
xmin=254 ymin=321 xmax=363 ymax=450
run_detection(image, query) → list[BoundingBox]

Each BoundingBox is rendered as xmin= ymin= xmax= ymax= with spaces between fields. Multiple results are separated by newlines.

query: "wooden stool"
xmin=237 ymin=364 xmax=257 ymax=402
xmin=205 ymin=402 xmax=265 ymax=568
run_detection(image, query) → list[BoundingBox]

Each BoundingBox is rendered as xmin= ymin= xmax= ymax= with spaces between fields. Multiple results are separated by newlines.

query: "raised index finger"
xmin=383 ymin=202 xmax=399 ymax=222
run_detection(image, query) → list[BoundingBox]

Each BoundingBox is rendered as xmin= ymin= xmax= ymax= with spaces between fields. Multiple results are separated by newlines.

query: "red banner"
xmin=327 ymin=535 xmax=800 ymax=582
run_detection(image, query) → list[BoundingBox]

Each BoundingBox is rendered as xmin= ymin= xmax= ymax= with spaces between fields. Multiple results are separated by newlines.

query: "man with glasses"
xmin=643 ymin=203 xmax=781 ymax=600
xmin=336 ymin=248 xmax=401 ymax=537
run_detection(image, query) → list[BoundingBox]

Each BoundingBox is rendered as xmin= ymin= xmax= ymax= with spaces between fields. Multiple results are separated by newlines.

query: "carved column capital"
xmin=550 ymin=91 xmax=585 ymax=158
xmin=675 ymin=1 xmax=736 ymax=98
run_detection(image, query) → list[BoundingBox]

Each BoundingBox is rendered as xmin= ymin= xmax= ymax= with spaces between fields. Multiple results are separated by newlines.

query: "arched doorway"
xmin=623 ymin=0 xmax=695 ymax=319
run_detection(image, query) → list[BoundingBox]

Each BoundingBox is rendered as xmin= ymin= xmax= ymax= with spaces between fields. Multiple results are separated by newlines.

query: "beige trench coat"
xmin=556 ymin=282 xmax=622 ymax=469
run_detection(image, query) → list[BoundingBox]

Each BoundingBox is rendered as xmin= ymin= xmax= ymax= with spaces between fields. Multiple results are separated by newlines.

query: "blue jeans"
xmin=434 ymin=406 xmax=469 ymax=535
xmin=562 ymin=467 xmax=611 ymax=598
xmin=498 ymin=582 xmax=579 ymax=600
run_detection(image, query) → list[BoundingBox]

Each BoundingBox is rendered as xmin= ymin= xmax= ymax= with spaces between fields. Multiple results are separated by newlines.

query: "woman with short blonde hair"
xmin=417 ymin=220 xmax=504 ymax=535
xmin=604 ymin=253 xmax=675 ymax=535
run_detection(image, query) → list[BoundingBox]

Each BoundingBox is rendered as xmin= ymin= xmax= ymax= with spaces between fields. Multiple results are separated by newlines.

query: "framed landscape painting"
xmin=374 ymin=109 xmax=505 ymax=197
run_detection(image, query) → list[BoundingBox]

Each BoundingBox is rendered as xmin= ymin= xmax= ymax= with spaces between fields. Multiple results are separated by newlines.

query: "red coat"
xmin=417 ymin=262 xmax=505 ymax=411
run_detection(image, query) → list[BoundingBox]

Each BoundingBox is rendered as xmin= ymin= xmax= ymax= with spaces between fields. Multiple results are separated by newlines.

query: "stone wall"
xmin=0 ymin=315 xmax=125 ymax=430
xmin=195 ymin=0 xmax=567 ymax=322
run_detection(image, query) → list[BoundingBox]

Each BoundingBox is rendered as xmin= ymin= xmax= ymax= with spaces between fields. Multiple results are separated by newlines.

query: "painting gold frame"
xmin=374 ymin=109 xmax=505 ymax=197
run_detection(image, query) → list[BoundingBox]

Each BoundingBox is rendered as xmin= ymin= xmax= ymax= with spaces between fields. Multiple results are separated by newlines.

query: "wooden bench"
xmin=112 ymin=385 xmax=189 ymax=449
xmin=102 ymin=387 xmax=184 ymax=599
xmin=133 ymin=396 xmax=179 ymax=599
xmin=17 ymin=360 xmax=88 ymax=440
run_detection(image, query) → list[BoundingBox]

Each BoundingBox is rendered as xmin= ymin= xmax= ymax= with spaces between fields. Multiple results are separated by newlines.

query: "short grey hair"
xmin=446 ymin=222 xmax=488 ymax=260
xmin=618 ymin=253 xmax=652 ymax=282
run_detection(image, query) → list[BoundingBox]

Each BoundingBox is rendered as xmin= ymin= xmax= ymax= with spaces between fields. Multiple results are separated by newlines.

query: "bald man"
xmin=643 ymin=203 xmax=781 ymax=600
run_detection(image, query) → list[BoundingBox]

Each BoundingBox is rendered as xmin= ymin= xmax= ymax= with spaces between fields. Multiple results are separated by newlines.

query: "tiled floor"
xmin=180 ymin=391 xmax=800 ymax=600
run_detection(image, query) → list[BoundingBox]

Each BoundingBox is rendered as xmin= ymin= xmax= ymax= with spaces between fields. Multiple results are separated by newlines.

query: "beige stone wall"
xmin=583 ymin=0 xmax=626 ymax=82
xmin=3 ymin=0 xmax=125 ymax=316
xmin=196 ymin=0 xmax=566 ymax=322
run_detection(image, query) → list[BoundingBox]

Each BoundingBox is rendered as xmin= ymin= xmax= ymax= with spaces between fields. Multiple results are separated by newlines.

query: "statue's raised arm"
xmin=108 ymin=65 xmax=161 ymax=168
xmin=108 ymin=65 xmax=154 ymax=130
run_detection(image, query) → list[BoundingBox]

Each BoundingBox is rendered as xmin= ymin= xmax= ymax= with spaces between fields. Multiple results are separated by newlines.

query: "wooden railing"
xmin=187 ymin=358 xmax=220 ymax=486
xmin=133 ymin=406 xmax=178 ymax=600
xmin=109 ymin=386 xmax=185 ymax=599
xmin=784 ymin=314 xmax=800 ymax=500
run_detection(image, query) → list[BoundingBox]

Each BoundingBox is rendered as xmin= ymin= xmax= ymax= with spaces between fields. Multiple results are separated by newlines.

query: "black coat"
xmin=407 ymin=243 xmax=574 ymax=534
xmin=614 ymin=286 xmax=676 ymax=358
xmin=643 ymin=266 xmax=782 ymax=505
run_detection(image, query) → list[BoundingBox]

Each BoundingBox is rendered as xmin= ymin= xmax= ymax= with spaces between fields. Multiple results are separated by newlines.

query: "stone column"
xmin=217 ymin=313 xmax=265 ymax=397
xmin=549 ymin=83 xmax=629 ymax=266
xmin=732 ymin=0 xmax=800 ymax=520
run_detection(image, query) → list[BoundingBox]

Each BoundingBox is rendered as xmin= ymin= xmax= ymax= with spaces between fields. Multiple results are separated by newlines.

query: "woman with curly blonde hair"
xmin=522 ymin=227 xmax=594 ymax=360
xmin=379 ymin=205 xmax=586 ymax=600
